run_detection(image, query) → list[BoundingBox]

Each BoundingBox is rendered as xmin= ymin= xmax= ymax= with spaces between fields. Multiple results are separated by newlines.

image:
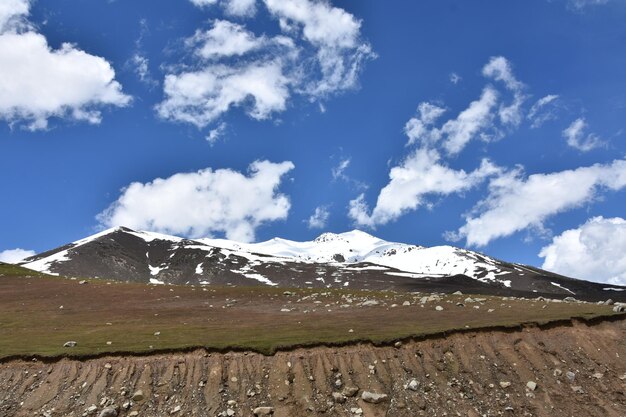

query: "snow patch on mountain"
xmin=19 ymin=227 xmax=515 ymax=288
xmin=21 ymin=250 xmax=69 ymax=276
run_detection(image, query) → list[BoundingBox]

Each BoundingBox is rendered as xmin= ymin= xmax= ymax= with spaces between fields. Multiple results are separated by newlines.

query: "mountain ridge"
xmin=18 ymin=226 xmax=626 ymax=301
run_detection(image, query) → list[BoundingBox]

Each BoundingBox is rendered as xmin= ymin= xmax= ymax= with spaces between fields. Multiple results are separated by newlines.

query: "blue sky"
xmin=1 ymin=0 xmax=625 ymax=285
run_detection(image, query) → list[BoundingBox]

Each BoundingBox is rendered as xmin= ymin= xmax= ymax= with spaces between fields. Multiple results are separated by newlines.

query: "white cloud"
xmin=449 ymin=72 xmax=461 ymax=84
xmin=528 ymin=94 xmax=559 ymax=128
xmin=404 ymin=102 xmax=446 ymax=146
xmin=98 ymin=160 xmax=295 ymax=243
xmin=0 ymin=248 xmax=35 ymax=264
xmin=332 ymin=157 xmax=351 ymax=180
xmin=156 ymin=61 xmax=290 ymax=127
xmin=189 ymin=0 xmax=218 ymax=6
xmin=482 ymin=56 xmax=526 ymax=127
xmin=482 ymin=56 xmax=523 ymax=92
xmin=568 ymin=0 xmax=609 ymax=10
xmin=188 ymin=20 xmax=266 ymax=59
xmin=498 ymin=93 xmax=525 ymax=127
xmin=348 ymin=148 xmax=501 ymax=227
xmin=190 ymin=0 xmax=257 ymax=16
xmin=539 ymin=216 xmax=626 ymax=286
xmin=130 ymin=53 xmax=157 ymax=87
xmin=307 ymin=205 xmax=330 ymax=229
xmin=225 ymin=0 xmax=257 ymax=16
xmin=451 ymin=159 xmax=626 ymax=247
xmin=0 ymin=0 xmax=29 ymax=32
xmin=206 ymin=122 xmax=227 ymax=145
xmin=264 ymin=0 xmax=360 ymax=48
xmin=128 ymin=19 xmax=157 ymax=88
xmin=330 ymin=155 xmax=366 ymax=190
xmin=562 ymin=118 xmax=604 ymax=151
xmin=404 ymin=57 xmax=529 ymax=155
xmin=441 ymin=87 xmax=499 ymax=155
xmin=0 ymin=1 xmax=130 ymax=130
xmin=174 ymin=0 xmax=374 ymax=130
xmin=403 ymin=88 xmax=499 ymax=156
xmin=348 ymin=56 xmax=538 ymax=228
xmin=263 ymin=0 xmax=375 ymax=96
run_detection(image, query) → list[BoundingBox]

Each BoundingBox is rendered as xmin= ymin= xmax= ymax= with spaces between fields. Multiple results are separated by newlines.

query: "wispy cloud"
xmin=128 ymin=19 xmax=158 ymax=88
xmin=307 ymin=205 xmax=330 ymax=229
xmin=567 ymin=0 xmax=609 ymax=10
xmin=206 ymin=122 xmax=227 ymax=145
xmin=528 ymin=94 xmax=560 ymax=128
xmin=332 ymin=157 xmax=351 ymax=180
xmin=562 ymin=118 xmax=604 ymax=151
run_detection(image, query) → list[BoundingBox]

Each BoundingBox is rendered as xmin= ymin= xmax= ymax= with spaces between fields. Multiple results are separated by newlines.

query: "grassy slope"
xmin=0 ymin=268 xmax=622 ymax=359
xmin=0 ymin=262 xmax=49 ymax=277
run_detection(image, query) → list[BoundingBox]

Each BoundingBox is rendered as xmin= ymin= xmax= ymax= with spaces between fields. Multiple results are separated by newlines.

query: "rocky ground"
xmin=1 ymin=318 xmax=625 ymax=417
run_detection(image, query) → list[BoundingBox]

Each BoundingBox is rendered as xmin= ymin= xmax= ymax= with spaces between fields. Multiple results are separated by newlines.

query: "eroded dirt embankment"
xmin=1 ymin=319 xmax=625 ymax=417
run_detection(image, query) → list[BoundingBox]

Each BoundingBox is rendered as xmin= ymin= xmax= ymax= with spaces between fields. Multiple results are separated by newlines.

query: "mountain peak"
xmin=314 ymin=229 xmax=378 ymax=244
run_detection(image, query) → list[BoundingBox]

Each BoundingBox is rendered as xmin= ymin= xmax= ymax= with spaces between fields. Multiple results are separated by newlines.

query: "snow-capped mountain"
xmin=19 ymin=227 xmax=625 ymax=300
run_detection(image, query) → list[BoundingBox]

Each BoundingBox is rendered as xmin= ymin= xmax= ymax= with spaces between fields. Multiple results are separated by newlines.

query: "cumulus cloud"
xmin=157 ymin=18 xmax=299 ymax=127
xmin=0 ymin=0 xmax=130 ymax=130
xmin=0 ymin=0 xmax=29 ymax=31
xmin=187 ymin=20 xmax=269 ymax=59
xmin=539 ymin=216 xmax=626 ymax=286
xmin=562 ymin=118 xmax=604 ymax=151
xmin=307 ymin=205 xmax=330 ymax=229
xmin=348 ymin=148 xmax=501 ymax=227
xmin=451 ymin=159 xmax=626 ymax=247
xmin=404 ymin=102 xmax=446 ymax=146
xmin=0 ymin=248 xmax=35 ymax=263
xmin=166 ymin=0 xmax=374 ymax=130
xmin=98 ymin=160 xmax=295 ymax=242
xmin=157 ymin=61 xmax=290 ymax=127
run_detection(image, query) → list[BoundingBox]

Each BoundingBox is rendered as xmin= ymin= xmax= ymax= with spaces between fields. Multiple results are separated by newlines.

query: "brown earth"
xmin=1 ymin=318 xmax=625 ymax=417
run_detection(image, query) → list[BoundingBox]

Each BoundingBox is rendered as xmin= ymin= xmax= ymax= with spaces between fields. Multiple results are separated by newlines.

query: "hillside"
xmin=18 ymin=227 xmax=626 ymax=301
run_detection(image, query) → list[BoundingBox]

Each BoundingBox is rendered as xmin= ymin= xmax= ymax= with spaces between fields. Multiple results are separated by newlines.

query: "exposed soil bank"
xmin=1 ymin=319 xmax=625 ymax=417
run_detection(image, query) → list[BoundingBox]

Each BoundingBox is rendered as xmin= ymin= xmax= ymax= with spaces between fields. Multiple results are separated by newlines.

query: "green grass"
xmin=0 ymin=273 xmax=622 ymax=359
xmin=0 ymin=262 xmax=50 ymax=277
